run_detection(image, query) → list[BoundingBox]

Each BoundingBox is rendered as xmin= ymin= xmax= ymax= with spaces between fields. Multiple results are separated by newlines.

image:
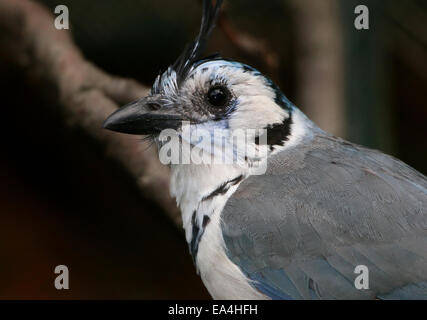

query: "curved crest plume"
xmin=173 ymin=0 xmax=223 ymax=83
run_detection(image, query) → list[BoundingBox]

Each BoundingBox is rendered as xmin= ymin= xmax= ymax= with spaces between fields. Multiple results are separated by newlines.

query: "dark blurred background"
xmin=0 ymin=0 xmax=426 ymax=299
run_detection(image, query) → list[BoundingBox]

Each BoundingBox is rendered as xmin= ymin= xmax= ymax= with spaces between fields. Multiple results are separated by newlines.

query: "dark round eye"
xmin=207 ymin=86 xmax=229 ymax=107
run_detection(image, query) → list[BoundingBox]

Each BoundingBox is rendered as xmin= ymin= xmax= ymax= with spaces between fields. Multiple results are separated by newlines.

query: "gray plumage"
xmin=222 ymin=123 xmax=427 ymax=299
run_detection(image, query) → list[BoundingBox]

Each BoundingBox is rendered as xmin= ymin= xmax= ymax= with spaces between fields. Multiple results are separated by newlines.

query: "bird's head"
xmin=103 ymin=0 xmax=295 ymax=163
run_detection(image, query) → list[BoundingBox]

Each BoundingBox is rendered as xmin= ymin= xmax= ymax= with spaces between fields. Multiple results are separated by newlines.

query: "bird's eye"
xmin=207 ymin=86 xmax=229 ymax=107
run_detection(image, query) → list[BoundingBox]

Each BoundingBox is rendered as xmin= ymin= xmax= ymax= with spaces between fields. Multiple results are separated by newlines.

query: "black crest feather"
xmin=173 ymin=0 xmax=223 ymax=83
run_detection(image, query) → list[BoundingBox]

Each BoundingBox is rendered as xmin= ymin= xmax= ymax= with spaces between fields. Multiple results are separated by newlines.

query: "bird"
xmin=103 ymin=0 xmax=427 ymax=299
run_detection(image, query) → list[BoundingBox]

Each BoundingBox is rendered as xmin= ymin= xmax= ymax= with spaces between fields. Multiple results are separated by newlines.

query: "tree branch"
xmin=0 ymin=0 xmax=181 ymax=226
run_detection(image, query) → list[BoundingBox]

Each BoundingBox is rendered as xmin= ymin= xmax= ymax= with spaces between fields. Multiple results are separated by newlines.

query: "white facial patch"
xmin=182 ymin=60 xmax=289 ymax=131
xmin=154 ymin=60 xmax=293 ymax=172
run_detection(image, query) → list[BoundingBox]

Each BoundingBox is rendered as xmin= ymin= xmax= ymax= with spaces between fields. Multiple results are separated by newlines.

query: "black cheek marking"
xmin=202 ymin=67 xmax=208 ymax=73
xmin=256 ymin=113 xmax=293 ymax=148
xmin=268 ymin=114 xmax=292 ymax=146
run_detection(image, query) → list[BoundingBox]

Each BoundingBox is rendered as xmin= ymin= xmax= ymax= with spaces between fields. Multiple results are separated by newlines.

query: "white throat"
xmin=170 ymin=163 xmax=246 ymax=242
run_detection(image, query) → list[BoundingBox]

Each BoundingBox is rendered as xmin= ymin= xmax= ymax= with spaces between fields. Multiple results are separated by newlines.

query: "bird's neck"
xmin=169 ymin=107 xmax=313 ymax=246
xmin=170 ymin=163 xmax=247 ymax=243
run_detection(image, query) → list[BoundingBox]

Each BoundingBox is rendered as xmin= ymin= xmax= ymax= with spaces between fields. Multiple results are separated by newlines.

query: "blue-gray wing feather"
xmin=221 ymin=134 xmax=427 ymax=299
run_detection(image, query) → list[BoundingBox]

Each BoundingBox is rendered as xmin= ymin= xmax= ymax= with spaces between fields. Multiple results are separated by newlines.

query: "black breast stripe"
xmin=202 ymin=174 xmax=244 ymax=202
xmin=189 ymin=174 xmax=244 ymax=265
xmin=189 ymin=211 xmax=212 ymax=268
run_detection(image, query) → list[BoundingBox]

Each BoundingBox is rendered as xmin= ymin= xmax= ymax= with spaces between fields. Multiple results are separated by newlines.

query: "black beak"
xmin=103 ymin=96 xmax=183 ymax=135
